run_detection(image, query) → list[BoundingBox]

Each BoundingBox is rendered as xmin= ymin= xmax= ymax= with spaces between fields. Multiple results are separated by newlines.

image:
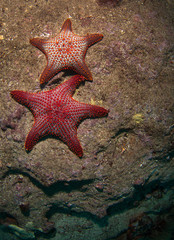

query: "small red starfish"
xmin=30 ymin=19 xmax=103 ymax=86
xmin=11 ymin=75 xmax=108 ymax=157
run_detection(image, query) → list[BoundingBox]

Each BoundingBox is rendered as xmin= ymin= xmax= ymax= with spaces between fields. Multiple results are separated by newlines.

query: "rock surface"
xmin=0 ymin=0 xmax=174 ymax=239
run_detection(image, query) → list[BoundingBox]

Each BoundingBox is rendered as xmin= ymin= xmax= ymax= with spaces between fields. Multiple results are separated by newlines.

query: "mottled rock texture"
xmin=0 ymin=0 xmax=174 ymax=239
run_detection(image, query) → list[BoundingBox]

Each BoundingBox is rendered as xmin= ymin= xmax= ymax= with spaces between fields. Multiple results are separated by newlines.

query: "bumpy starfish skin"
xmin=30 ymin=19 xmax=103 ymax=85
xmin=11 ymin=75 xmax=108 ymax=157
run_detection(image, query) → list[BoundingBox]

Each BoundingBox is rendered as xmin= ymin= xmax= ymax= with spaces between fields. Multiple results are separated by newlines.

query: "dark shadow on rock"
xmin=111 ymin=127 xmax=133 ymax=139
xmin=149 ymin=149 xmax=174 ymax=162
xmin=40 ymin=70 xmax=86 ymax=89
xmin=1 ymin=169 xmax=95 ymax=196
xmin=107 ymin=178 xmax=174 ymax=217
xmin=44 ymin=178 xmax=174 ymax=228
xmin=45 ymin=204 xmax=107 ymax=228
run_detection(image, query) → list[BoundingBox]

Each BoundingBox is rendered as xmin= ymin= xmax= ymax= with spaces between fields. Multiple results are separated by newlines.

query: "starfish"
xmin=30 ymin=18 xmax=103 ymax=86
xmin=11 ymin=75 xmax=108 ymax=157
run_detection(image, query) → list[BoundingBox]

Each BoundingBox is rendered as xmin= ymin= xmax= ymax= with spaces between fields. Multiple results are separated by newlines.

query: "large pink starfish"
xmin=30 ymin=19 xmax=103 ymax=86
xmin=11 ymin=75 xmax=108 ymax=157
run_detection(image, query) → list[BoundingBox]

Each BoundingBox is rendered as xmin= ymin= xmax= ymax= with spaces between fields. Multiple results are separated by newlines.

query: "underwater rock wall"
xmin=0 ymin=0 xmax=174 ymax=239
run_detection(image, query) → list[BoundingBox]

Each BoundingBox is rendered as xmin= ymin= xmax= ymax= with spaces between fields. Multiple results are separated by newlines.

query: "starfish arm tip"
xmin=30 ymin=37 xmax=39 ymax=46
xmin=78 ymin=152 xmax=83 ymax=158
xmin=105 ymin=108 xmax=109 ymax=115
xmin=30 ymin=38 xmax=47 ymax=54
xmin=63 ymin=75 xmax=85 ymax=96
xmin=86 ymin=33 xmax=103 ymax=47
xmin=65 ymin=133 xmax=83 ymax=158
xmin=25 ymin=142 xmax=33 ymax=152
xmin=75 ymin=148 xmax=83 ymax=158
xmin=39 ymin=67 xmax=57 ymax=85
xmin=74 ymin=146 xmax=83 ymax=158
xmin=89 ymin=105 xmax=109 ymax=118
xmin=25 ymin=131 xmax=39 ymax=152
xmin=10 ymin=90 xmax=15 ymax=98
xmin=25 ymin=131 xmax=35 ymax=152
xmin=11 ymin=90 xmax=28 ymax=105
xmin=73 ymin=61 xmax=93 ymax=81
xmin=61 ymin=18 xmax=72 ymax=32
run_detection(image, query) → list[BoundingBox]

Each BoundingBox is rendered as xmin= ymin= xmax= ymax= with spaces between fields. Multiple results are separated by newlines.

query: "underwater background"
xmin=0 ymin=0 xmax=174 ymax=239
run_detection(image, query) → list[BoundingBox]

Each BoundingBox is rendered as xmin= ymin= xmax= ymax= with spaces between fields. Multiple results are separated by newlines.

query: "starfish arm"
xmin=11 ymin=90 xmax=36 ymax=111
xmin=11 ymin=90 xmax=46 ymax=117
xmin=71 ymin=102 xmax=109 ymax=126
xmin=30 ymin=38 xmax=48 ymax=55
xmin=63 ymin=132 xmax=83 ymax=158
xmin=51 ymin=119 xmax=83 ymax=157
xmin=25 ymin=117 xmax=49 ymax=151
xmin=86 ymin=33 xmax=103 ymax=47
xmin=60 ymin=19 xmax=72 ymax=32
xmin=72 ymin=59 xmax=93 ymax=81
xmin=58 ymin=125 xmax=83 ymax=157
xmin=39 ymin=63 xmax=58 ymax=85
xmin=58 ymin=75 xmax=85 ymax=98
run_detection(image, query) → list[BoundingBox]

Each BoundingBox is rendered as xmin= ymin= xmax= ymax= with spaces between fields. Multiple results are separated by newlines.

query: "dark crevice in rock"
xmin=111 ymin=128 xmax=133 ymax=139
xmin=146 ymin=205 xmax=174 ymax=216
xmin=45 ymin=204 xmax=107 ymax=227
xmin=106 ymin=206 xmax=174 ymax=240
xmin=0 ymin=212 xmax=18 ymax=226
xmin=1 ymin=169 xmax=95 ymax=196
xmin=107 ymin=178 xmax=174 ymax=217
xmin=34 ymin=228 xmax=56 ymax=239
xmin=149 ymin=149 xmax=174 ymax=162
xmin=45 ymin=178 xmax=174 ymax=228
